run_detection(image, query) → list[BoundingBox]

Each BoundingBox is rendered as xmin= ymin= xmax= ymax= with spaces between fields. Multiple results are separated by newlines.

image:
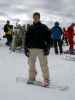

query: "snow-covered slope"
xmin=0 ymin=39 xmax=75 ymax=100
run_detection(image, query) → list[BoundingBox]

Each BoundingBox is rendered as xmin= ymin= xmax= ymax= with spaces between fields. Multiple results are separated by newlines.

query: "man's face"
xmin=33 ymin=15 xmax=40 ymax=24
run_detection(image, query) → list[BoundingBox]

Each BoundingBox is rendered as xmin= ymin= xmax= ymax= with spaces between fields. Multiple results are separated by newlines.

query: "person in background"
xmin=4 ymin=20 xmax=11 ymax=46
xmin=24 ymin=12 xmax=51 ymax=87
xmin=67 ymin=23 xmax=75 ymax=54
xmin=27 ymin=24 xmax=31 ymax=31
xmin=51 ymin=22 xmax=63 ymax=55
xmin=63 ymin=27 xmax=68 ymax=45
xmin=10 ymin=25 xmax=13 ymax=44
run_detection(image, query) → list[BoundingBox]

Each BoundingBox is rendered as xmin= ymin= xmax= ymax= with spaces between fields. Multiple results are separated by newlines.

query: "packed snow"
xmin=0 ymin=38 xmax=75 ymax=100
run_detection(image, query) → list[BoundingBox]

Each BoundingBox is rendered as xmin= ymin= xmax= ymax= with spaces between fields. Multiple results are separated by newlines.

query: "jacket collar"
xmin=33 ymin=21 xmax=41 ymax=25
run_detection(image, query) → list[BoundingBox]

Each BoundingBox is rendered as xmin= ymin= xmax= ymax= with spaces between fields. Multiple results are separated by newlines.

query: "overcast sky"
xmin=0 ymin=0 xmax=75 ymax=24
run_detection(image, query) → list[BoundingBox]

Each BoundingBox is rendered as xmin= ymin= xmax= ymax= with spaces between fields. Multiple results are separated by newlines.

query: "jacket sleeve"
xmin=44 ymin=25 xmax=51 ymax=49
xmin=59 ymin=27 xmax=64 ymax=40
xmin=4 ymin=25 xmax=7 ymax=32
xmin=24 ymin=26 xmax=32 ymax=48
xmin=59 ymin=27 xmax=63 ymax=35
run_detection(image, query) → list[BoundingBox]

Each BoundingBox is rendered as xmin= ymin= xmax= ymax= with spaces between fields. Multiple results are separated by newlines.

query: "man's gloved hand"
xmin=24 ymin=48 xmax=30 ymax=57
xmin=43 ymin=48 xmax=50 ymax=56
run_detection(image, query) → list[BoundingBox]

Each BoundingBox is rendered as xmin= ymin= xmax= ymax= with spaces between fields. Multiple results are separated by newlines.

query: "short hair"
xmin=71 ymin=23 xmax=75 ymax=26
xmin=33 ymin=12 xmax=40 ymax=18
xmin=55 ymin=22 xmax=59 ymax=26
xmin=7 ymin=20 xmax=10 ymax=24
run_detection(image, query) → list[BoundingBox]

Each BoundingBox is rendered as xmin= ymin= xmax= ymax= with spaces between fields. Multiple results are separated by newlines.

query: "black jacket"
xmin=4 ymin=24 xmax=10 ymax=33
xmin=24 ymin=22 xmax=51 ymax=50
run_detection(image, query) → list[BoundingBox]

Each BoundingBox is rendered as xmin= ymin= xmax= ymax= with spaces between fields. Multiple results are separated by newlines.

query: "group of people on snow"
xmin=3 ymin=14 xmax=75 ymax=55
xmin=3 ymin=12 xmax=75 ymax=87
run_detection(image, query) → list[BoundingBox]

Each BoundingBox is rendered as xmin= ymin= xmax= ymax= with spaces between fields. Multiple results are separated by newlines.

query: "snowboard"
xmin=16 ymin=77 xmax=69 ymax=91
xmin=64 ymin=50 xmax=75 ymax=55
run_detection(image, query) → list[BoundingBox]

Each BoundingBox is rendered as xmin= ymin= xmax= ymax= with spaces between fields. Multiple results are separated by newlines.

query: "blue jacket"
xmin=51 ymin=25 xmax=63 ymax=40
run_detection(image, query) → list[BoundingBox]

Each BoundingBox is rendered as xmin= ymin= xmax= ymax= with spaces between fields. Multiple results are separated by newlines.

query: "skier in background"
xmin=24 ymin=12 xmax=51 ymax=87
xmin=67 ymin=23 xmax=75 ymax=54
xmin=51 ymin=22 xmax=63 ymax=55
xmin=4 ymin=20 xmax=12 ymax=46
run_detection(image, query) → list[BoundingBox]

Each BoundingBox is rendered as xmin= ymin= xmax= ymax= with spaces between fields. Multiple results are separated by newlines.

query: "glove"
xmin=24 ymin=48 xmax=30 ymax=57
xmin=43 ymin=48 xmax=50 ymax=56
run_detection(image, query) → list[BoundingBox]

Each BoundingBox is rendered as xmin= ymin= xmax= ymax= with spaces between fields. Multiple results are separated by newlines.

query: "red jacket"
xmin=64 ymin=30 xmax=68 ymax=38
xmin=67 ymin=25 xmax=74 ymax=39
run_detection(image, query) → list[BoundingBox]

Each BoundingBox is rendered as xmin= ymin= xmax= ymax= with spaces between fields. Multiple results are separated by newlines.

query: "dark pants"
xmin=53 ymin=39 xmax=63 ymax=54
xmin=6 ymin=34 xmax=12 ymax=46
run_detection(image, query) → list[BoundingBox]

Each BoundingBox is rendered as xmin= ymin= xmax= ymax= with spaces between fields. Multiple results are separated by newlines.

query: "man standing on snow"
xmin=24 ymin=12 xmax=51 ymax=86
xmin=51 ymin=22 xmax=63 ymax=54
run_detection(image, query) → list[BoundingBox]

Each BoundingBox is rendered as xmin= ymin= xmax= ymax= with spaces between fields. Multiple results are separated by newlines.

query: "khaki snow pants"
xmin=28 ymin=49 xmax=49 ymax=81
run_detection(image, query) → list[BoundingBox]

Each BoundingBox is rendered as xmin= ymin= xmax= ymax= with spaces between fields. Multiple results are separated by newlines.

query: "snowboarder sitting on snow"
xmin=67 ymin=23 xmax=75 ymax=54
xmin=24 ymin=12 xmax=51 ymax=87
xmin=51 ymin=22 xmax=63 ymax=55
